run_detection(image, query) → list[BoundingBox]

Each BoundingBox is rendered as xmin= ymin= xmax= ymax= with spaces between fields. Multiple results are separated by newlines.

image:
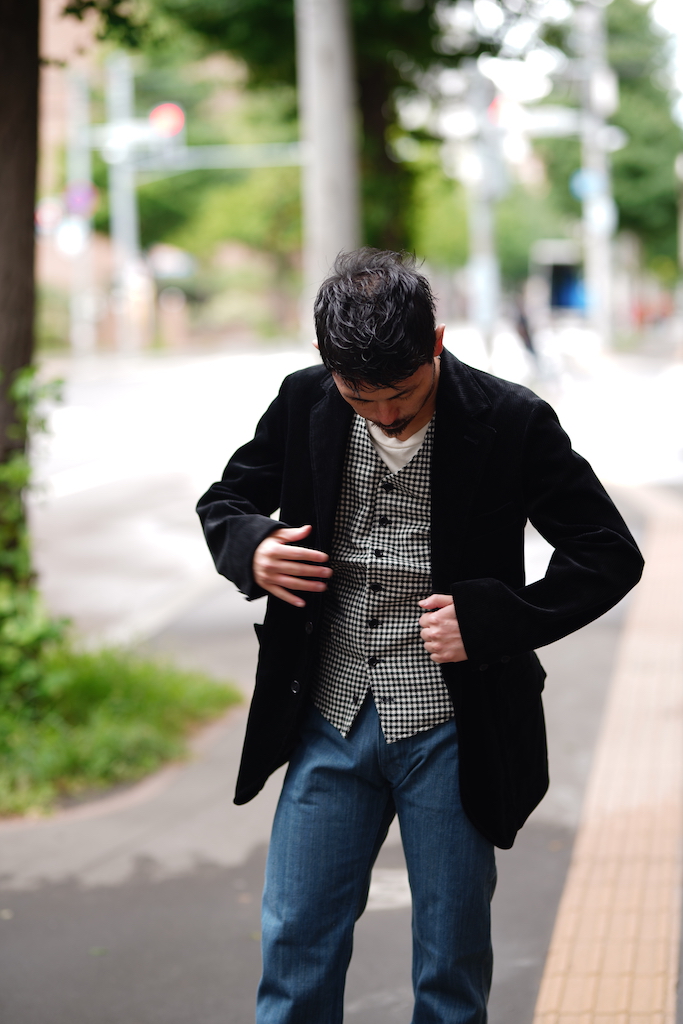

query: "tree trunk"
xmin=357 ymin=63 xmax=414 ymax=252
xmin=0 ymin=0 xmax=39 ymax=463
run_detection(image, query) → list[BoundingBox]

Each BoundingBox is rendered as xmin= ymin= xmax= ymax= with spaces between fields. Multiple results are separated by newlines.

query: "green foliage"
xmin=0 ymin=368 xmax=239 ymax=819
xmin=409 ymin=148 xmax=469 ymax=268
xmin=65 ymin=0 xmax=530 ymax=248
xmin=607 ymin=0 xmax=683 ymax=264
xmin=169 ymin=166 xmax=301 ymax=259
xmin=0 ymin=647 xmax=240 ymax=815
xmin=540 ymin=0 xmax=683 ymax=268
xmin=495 ymin=185 xmax=570 ymax=285
xmin=409 ymin=147 xmax=570 ymax=284
xmin=35 ymin=286 xmax=70 ymax=351
xmin=0 ymin=368 xmax=65 ymax=735
xmin=62 ymin=0 xmax=152 ymax=48
xmin=0 ymin=368 xmax=61 ymax=590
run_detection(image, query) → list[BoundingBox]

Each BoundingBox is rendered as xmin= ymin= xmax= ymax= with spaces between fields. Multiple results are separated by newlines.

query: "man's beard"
xmin=370 ymin=414 xmax=417 ymax=438
xmin=369 ymin=363 xmax=438 ymax=438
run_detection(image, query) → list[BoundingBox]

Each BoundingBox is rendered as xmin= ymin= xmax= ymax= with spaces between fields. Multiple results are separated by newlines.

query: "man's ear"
xmin=434 ymin=324 xmax=445 ymax=358
xmin=312 ymin=339 xmax=320 ymax=350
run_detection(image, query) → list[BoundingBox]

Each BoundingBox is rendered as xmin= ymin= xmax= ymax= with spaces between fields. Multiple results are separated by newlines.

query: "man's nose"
xmin=373 ymin=403 xmax=401 ymax=424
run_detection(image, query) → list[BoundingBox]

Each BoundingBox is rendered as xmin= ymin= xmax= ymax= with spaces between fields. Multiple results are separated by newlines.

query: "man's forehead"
xmin=333 ymin=371 xmax=421 ymax=398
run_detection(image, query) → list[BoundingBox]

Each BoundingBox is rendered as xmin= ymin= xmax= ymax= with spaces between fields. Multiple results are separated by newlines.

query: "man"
xmin=197 ymin=249 xmax=643 ymax=1023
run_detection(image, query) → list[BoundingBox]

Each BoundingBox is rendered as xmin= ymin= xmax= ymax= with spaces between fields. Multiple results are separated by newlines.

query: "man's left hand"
xmin=418 ymin=594 xmax=468 ymax=664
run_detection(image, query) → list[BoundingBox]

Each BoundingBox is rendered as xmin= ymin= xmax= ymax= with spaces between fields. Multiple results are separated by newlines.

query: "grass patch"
xmin=0 ymin=647 xmax=241 ymax=817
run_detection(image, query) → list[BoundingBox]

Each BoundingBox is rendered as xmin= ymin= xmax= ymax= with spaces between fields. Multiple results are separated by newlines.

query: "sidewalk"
xmin=0 ymin=525 xmax=636 ymax=1023
xmin=1 ymin=339 xmax=681 ymax=1023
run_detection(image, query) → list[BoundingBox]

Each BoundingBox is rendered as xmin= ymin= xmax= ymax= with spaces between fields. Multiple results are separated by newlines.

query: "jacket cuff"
xmin=226 ymin=516 xmax=288 ymax=600
xmin=451 ymin=577 xmax=529 ymax=668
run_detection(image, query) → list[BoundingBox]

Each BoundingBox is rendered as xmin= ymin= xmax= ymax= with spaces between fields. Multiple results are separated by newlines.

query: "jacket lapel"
xmin=431 ymin=350 xmax=497 ymax=589
xmin=310 ymin=375 xmax=353 ymax=553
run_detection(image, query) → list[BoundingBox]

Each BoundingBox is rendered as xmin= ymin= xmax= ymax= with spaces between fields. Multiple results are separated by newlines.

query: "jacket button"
xmin=382 ymin=481 xmax=393 ymax=492
xmin=370 ymin=583 xmax=383 ymax=593
xmin=378 ymin=516 xmax=390 ymax=526
xmin=479 ymin=663 xmax=489 ymax=672
xmin=305 ymin=621 xmax=314 ymax=635
xmin=290 ymin=679 xmax=301 ymax=693
xmin=374 ymin=549 xmax=384 ymax=558
xmin=368 ymin=656 xmax=380 ymax=668
xmin=500 ymin=655 xmax=511 ymax=663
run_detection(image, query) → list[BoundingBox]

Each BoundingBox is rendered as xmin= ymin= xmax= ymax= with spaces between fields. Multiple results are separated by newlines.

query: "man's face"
xmin=331 ymin=329 xmax=444 ymax=440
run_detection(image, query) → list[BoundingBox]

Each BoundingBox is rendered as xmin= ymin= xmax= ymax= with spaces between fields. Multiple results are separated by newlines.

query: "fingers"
xmin=266 ymin=583 xmax=309 ymax=608
xmin=273 ymin=545 xmax=330 ymax=564
xmin=418 ymin=593 xmax=454 ymax=610
xmin=273 ymin=524 xmax=313 ymax=542
xmin=418 ymin=597 xmax=467 ymax=664
xmin=269 ymin=558 xmax=331 ymax=579
xmin=253 ymin=525 xmax=332 ymax=607
xmin=269 ymin=573 xmax=329 ymax=592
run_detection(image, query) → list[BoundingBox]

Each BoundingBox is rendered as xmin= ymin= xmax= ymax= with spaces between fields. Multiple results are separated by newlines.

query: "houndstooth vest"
xmin=312 ymin=414 xmax=454 ymax=743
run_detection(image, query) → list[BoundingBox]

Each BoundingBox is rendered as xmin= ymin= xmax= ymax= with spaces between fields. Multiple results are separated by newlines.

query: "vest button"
xmin=500 ymin=655 xmax=511 ymax=663
xmin=305 ymin=621 xmax=314 ymax=635
xmin=479 ymin=663 xmax=489 ymax=672
xmin=291 ymin=679 xmax=301 ymax=693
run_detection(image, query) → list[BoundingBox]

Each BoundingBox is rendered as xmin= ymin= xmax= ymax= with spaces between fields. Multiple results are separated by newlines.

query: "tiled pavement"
xmin=533 ymin=487 xmax=683 ymax=1024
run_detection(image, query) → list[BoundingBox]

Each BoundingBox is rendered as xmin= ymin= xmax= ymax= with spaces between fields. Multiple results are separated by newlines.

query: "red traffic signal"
xmin=149 ymin=103 xmax=185 ymax=138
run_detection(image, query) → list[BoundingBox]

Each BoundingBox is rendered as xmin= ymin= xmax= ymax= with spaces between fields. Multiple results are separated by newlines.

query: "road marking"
xmin=534 ymin=487 xmax=683 ymax=1023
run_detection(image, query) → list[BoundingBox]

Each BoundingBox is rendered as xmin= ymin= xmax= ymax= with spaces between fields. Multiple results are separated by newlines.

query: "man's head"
xmin=314 ymin=249 xmax=438 ymax=390
xmin=314 ymin=249 xmax=443 ymax=439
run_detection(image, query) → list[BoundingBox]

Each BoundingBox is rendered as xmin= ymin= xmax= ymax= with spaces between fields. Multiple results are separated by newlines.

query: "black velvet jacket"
xmin=197 ymin=350 xmax=643 ymax=848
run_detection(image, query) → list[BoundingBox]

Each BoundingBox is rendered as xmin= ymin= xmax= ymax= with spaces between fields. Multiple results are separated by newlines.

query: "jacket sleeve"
xmin=196 ymin=385 xmax=290 ymax=600
xmin=452 ymin=399 xmax=644 ymax=663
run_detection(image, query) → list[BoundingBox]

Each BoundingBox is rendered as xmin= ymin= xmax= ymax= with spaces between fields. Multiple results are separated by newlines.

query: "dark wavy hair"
xmin=314 ymin=249 xmax=437 ymax=389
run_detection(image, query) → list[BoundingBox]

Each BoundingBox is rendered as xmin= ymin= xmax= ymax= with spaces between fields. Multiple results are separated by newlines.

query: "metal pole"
xmin=105 ymin=53 xmax=145 ymax=351
xmin=465 ymin=64 xmax=502 ymax=358
xmin=294 ymin=0 xmax=361 ymax=331
xmin=576 ymin=1 xmax=617 ymax=347
xmin=66 ymin=70 xmax=96 ymax=353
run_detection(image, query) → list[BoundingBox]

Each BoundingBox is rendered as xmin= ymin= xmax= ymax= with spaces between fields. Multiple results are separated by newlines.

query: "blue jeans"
xmin=257 ymin=698 xmax=496 ymax=1024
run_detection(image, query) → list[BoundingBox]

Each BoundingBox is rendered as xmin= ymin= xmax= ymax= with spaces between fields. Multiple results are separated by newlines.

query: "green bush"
xmin=0 ymin=645 xmax=241 ymax=816
xmin=0 ymin=368 xmax=240 ymax=817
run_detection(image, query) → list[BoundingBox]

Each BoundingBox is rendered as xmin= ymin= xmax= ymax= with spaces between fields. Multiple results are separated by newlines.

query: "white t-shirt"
xmin=365 ymin=418 xmax=432 ymax=474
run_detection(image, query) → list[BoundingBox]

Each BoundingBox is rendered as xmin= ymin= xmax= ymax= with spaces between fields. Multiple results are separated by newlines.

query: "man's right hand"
xmin=253 ymin=524 xmax=332 ymax=608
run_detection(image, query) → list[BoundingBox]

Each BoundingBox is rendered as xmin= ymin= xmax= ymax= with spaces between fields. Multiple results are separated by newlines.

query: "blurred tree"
xmin=409 ymin=149 xmax=469 ymax=270
xmin=0 ymin=0 xmax=39 ymax=468
xmin=0 ymin=1 xmax=67 ymax=698
xmin=64 ymin=0 xmax=541 ymax=250
xmin=539 ymin=0 xmax=683 ymax=268
xmin=408 ymin=146 xmax=570 ymax=285
xmin=608 ymin=0 xmax=682 ymax=266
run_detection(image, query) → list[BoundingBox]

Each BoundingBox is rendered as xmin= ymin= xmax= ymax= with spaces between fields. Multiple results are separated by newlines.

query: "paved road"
xmin=0 ymin=512 xmax=641 ymax=1024
xmin=0 ymin=595 xmax=629 ymax=1024
xmin=2 ymin=335 xmax=675 ymax=1023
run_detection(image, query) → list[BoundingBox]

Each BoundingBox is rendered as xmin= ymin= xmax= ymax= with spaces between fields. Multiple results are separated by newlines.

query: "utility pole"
xmin=463 ymin=63 xmax=505 ymax=357
xmin=66 ymin=70 xmax=96 ymax=353
xmin=294 ymin=0 xmax=361 ymax=329
xmin=575 ymin=0 xmax=618 ymax=347
xmin=105 ymin=53 xmax=150 ymax=351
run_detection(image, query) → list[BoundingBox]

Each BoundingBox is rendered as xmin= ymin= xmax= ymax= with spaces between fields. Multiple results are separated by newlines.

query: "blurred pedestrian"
xmin=198 ymin=248 xmax=643 ymax=1022
xmin=515 ymin=292 xmax=536 ymax=358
